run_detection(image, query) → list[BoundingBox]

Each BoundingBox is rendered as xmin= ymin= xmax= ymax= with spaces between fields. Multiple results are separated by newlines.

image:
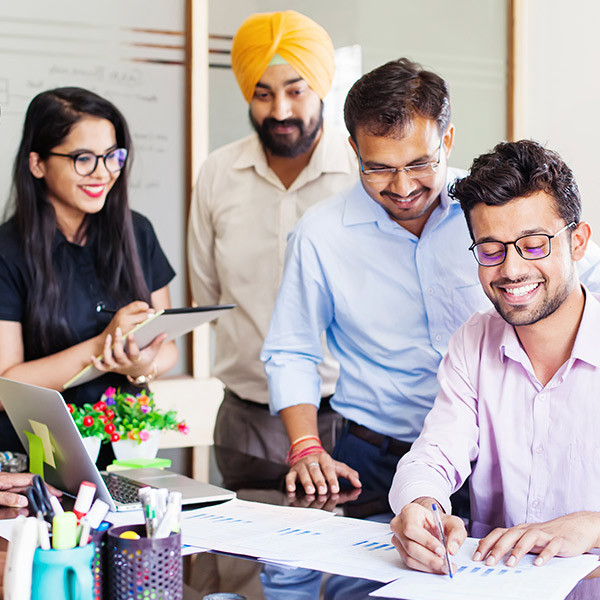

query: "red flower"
xmin=93 ymin=401 xmax=107 ymax=412
xmin=67 ymin=404 xmax=75 ymax=414
xmin=98 ymin=415 xmax=107 ymax=424
xmin=104 ymin=423 xmax=116 ymax=434
xmin=110 ymin=433 xmax=121 ymax=443
xmin=83 ymin=416 xmax=94 ymax=427
xmin=105 ymin=409 xmax=115 ymax=420
xmin=177 ymin=422 xmax=190 ymax=435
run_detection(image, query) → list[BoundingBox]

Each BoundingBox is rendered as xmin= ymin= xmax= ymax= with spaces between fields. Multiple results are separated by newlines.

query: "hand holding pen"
xmin=390 ymin=497 xmax=467 ymax=576
xmin=92 ymin=301 xmax=164 ymax=376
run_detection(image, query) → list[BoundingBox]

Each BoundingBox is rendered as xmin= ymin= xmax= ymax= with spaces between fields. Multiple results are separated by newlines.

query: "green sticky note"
xmin=29 ymin=420 xmax=56 ymax=467
xmin=112 ymin=457 xmax=172 ymax=469
xmin=24 ymin=431 xmax=45 ymax=478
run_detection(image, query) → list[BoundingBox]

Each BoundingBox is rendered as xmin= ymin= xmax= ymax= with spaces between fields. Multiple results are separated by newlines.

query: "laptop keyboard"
xmin=101 ymin=472 xmax=146 ymax=504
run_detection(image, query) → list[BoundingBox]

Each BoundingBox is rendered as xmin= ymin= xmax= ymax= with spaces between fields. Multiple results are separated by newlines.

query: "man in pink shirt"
xmin=390 ymin=139 xmax=600 ymax=576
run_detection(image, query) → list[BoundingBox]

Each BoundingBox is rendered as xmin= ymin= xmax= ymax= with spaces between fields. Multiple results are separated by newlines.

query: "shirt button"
xmin=532 ymin=500 xmax=540 ymax=508
xmin=536 ymin=445 xmax=543 ymax=454
xmin=427 ymin=288 xmax=434 ymax=295
xmin=538 ymin=393 xmax=545 ymax=401
xmin=435 ymin=334 xmax=442 ymax=342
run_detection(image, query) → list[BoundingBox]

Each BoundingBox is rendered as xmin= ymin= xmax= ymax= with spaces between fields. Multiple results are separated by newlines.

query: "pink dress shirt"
xmin=389 ymin=287 xmax=600 ymax=531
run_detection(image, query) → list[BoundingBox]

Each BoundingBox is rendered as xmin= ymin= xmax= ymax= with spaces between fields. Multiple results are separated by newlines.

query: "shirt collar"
xmin=500 ymin=284 xmax=600 ymax=369
xmin=232 ymin=123 xmax=354 ymax=186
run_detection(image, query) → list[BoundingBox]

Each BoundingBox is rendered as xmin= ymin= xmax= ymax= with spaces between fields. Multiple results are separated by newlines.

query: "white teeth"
xmin=504 ymin=282 xmax=539 ymax=297
xmin=82 ymin=185 xmax=104 ymax=191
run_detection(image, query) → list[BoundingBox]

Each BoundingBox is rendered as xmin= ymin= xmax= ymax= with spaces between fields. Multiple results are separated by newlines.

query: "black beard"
xmin=250 ymin=109 xmax=323 ymax=158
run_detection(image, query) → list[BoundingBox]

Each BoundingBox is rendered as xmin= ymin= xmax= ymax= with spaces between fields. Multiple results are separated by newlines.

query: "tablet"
xmin=63 ymin=304 xmax=235 ymax=389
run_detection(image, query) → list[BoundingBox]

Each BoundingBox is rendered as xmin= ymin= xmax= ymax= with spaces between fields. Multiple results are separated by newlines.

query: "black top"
xmin=0 ymin=211 xmax=175 ymax=451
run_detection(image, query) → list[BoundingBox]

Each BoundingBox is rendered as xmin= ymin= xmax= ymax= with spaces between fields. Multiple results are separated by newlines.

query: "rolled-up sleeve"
xmin=261 ymin=226 xmax=334 ymax=415
xmin=389 ymin=321 xmax=481 ymax=515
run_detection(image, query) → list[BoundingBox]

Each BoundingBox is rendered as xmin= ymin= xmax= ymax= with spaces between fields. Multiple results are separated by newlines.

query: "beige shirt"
xmin=188 ymin=125 xmax=357 ymax=404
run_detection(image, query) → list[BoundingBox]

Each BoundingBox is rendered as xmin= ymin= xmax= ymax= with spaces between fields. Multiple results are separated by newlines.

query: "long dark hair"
xmin=9 ymin=86 xmax=150 ymax=358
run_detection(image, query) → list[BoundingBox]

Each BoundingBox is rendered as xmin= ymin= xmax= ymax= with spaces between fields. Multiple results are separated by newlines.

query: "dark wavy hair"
xmin=344 ymin=57 xmax=451 ymax=140
xmin=450 ymin=140 xmax=581 ymax=240
xmin=8 ymin=86 xmax=150 ymax=358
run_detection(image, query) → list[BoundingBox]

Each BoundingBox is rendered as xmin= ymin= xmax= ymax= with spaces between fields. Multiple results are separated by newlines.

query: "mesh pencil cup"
xmin=106 ymin=524 xmax=182 ymax=600
xmin=90 ymin=526 xmax=109 ymax=600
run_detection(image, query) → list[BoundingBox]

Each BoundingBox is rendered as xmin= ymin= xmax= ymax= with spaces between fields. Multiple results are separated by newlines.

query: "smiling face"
xmin=29 ymin=116 xmax=120 ymax=238
xmin=249 ymin=63 xmax=323 ymax=158
xmin=350 ymin=116 xmax=454 ymax=237
xmin=471 ymin=191 xmax=587 ymax=327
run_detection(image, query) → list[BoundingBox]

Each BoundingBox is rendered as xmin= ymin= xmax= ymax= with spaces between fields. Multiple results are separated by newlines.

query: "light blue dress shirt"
xmin=261 ymin=171 xmax=600 ymax=442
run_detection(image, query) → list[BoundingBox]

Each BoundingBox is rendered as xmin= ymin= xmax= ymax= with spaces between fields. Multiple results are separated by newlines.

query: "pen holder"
xmin=90 ymin=526 xmax=109 ymax=600
xmin=31 ymin=543 xmax=95 ymax=600
xmin=106 ymin=524 xmax=182 ymax=600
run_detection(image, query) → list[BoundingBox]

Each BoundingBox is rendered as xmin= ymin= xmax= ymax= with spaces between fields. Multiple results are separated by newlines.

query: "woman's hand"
xmin=92 ymin=301 xmax=167 ymax=378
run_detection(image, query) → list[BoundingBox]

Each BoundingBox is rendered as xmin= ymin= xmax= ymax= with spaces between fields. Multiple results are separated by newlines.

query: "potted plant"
xmin=68 ymin=386 xmax=189 ymax=462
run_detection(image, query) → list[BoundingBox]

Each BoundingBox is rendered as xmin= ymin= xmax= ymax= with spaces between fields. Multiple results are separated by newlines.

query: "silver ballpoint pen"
xmin=432 ymin=503 xmax=453 ymax=579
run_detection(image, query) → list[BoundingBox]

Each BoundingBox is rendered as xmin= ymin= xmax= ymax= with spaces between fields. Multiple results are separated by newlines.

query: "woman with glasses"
xmin=0 ymin=87 xmax=178 ymax=458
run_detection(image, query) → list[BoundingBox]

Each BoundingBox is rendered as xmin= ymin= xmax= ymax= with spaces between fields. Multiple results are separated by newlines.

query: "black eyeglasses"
xmin=48 ymin=147 xmax=128 ymax=176
xmin=469 ymin=222 xmax=576 ymax=267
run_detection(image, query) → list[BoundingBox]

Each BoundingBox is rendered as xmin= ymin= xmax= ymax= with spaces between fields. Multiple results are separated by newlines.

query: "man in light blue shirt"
xmin=260 ymin=58 xmax=600 ymax=501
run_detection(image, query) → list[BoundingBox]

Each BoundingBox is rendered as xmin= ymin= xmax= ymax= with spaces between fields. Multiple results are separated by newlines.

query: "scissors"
xmin=25 ymin=474 xmax=55 ymax=525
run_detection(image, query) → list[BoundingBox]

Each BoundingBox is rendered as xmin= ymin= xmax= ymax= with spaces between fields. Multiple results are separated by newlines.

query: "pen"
xmin=95 ymin=303 xmax=116 ymax=315
xmin=432 ymin=503 xmax=453 ymax=579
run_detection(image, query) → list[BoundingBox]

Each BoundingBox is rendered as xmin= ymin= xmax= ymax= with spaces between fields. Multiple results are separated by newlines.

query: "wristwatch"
xmin=126 ymin=362 xmax=158 ymax=386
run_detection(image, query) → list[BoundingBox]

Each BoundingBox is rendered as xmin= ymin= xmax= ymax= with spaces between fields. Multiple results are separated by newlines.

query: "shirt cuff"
xmin=389 ymin=471 xmax=453 ymax=516
xmin=264 ymin=356 xmax=322 ymax=415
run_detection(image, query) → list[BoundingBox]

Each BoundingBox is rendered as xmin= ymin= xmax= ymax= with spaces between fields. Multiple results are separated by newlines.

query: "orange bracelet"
xmin=289 ymin=435 xmax=321 ymax=452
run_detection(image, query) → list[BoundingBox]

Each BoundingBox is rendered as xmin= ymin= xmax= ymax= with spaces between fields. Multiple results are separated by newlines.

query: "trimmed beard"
xmin=250 ymin=104 xmax=323 ymax=158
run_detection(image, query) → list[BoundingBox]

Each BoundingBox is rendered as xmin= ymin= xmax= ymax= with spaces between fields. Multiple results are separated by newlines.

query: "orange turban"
xmin=231 ymin=10 xmax=335 ymax=103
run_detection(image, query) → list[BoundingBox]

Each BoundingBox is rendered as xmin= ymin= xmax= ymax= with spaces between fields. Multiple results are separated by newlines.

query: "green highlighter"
xmin=52 ymin=511 xmax=78 ymax=550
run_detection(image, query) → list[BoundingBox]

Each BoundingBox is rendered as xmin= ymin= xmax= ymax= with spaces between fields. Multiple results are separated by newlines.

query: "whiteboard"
xmin=0 ymin=0 xmax=189 ymax=371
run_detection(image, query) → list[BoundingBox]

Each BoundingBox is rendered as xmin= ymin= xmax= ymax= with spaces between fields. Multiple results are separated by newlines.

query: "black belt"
xmin=226 ymin=388 xmax=334 ymax=412
xmin=347 ymin=421 xmax=412 ymax=457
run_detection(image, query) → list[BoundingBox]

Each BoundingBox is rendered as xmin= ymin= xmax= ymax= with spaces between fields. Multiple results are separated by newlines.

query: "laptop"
xmin=0 ymin=377 xmax=235 ymax=512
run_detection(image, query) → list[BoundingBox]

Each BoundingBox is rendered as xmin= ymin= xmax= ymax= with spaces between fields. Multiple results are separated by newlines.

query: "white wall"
xmin=518 ymin=0 xmax=600 ymax=235
xmin=208 ymin=0 xmax=509 ymax=171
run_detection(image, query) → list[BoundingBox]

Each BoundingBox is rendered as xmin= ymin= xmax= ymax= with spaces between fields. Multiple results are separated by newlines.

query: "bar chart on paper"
xmin=370 ymin=538 xmax=600 ymax=600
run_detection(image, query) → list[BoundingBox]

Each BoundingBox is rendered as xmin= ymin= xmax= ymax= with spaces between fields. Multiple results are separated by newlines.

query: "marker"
xmin=73 ymin=481 xmax=96 ymax=521
xmin=78 ymin=499 xmax=110 ymax=547
xmin=52 ymin=512 xmax=78 ymax=550
xmin=432 ymin=503 xmax=453 ymax=579
xmin=119 ymin=530 xmax=140 ymax=540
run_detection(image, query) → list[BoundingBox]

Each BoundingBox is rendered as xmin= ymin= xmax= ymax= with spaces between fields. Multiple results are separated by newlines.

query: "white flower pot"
xmin=81 ymin=435 xmax=101 ymax=463
xmin=111 ymin=430 xmax=161 ymax=461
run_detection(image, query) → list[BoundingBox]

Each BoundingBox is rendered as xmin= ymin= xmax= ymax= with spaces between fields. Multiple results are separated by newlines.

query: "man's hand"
xmin=391 ymin=498 xmax=467 ymax=574
xmin=285 ymin=450 xmax=361 ymax=496
xmin=0 ymin=472 xmax=62 ymax=508
xmin=474 ymin=512 xmax=600 ymax=568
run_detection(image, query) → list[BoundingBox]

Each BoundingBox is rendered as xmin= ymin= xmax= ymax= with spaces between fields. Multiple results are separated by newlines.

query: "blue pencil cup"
xmin=31 ymin=543 xmax=95 ymax=600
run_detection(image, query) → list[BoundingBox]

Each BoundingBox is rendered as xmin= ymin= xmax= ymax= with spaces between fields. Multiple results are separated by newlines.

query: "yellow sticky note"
xmin=24 ymin=431 xmax=44 ymax=478
xmin=29 ymin=420 xmax=56 ymax=468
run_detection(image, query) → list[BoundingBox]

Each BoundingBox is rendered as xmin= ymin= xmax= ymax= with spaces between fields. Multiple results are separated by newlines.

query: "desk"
xmin=1 ymin=449 xmax=599 ymax=600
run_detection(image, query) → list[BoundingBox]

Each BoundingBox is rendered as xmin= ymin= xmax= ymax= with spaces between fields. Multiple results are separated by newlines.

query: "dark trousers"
xmin=333 ymin=421 xmax=471 ymax=518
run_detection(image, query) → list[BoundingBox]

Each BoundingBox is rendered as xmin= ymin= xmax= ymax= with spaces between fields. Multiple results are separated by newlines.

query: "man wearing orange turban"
xmin=188 ymin=10 xmax=356 ymax=497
